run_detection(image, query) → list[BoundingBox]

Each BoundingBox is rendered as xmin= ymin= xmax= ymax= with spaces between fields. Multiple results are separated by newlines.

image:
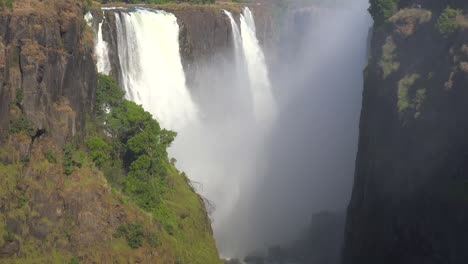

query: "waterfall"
xmin=240 ymin=7 xmax=276 ymax=123
xmin=84 ymin=11 xmax=111 ymax=75
xmin=113 ymin=8 xmax=198 ymax=131
xmin=223 ymin=10 xmax=242 ymax=64
xmin=84 ymin=12 xmax=93 ymax=26
xmin=96 ymin=13 xmax=111 ymax=75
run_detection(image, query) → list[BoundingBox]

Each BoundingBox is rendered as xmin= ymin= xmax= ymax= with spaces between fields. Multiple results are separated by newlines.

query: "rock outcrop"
xmin=0 ymin=0 xmax=96 ymax=146
xmin=0 ymin=1 xmax=221 ymax=263
xmin=343 ymin=1 xmax=468 ymax=263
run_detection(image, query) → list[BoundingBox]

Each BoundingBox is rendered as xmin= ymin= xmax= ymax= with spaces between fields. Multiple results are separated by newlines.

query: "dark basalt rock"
xmin=0 ymin=4 xmax=97 ymax=146
xmin=343 ymin=1 xmax=468 ymax=263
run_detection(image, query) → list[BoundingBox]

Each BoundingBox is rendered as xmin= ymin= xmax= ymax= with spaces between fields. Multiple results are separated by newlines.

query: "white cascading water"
xmin=223 ymin=10 xmax=242 ymax=65
xmin=96 ymin=13 xmax=112 ymax=75
xmin=84 ymin=11 xmax=93 ymax=26
xmin=114 ymin=9 xmax=198 ymax=131
xmin=85 ymin=11 xmax=111 ymax=74
xmin=240 ymin=7 xmax=276 ymax=123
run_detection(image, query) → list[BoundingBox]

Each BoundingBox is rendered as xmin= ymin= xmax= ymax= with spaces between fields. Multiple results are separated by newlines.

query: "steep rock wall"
xmin=0 ymin=2 xmax=221 ymax=263
xmin=0 ymin=1 xmax=96 ymax=146
xmin=343 ymin=1 xmax=468 ymax=263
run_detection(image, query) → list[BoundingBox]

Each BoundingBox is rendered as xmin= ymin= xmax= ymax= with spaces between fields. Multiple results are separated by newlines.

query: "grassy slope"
xmin=0 ymin=135 xmax=221 ymax=263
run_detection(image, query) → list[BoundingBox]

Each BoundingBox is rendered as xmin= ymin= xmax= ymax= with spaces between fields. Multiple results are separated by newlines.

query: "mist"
xmin=170 ymin=1 xmax=372 ymax=259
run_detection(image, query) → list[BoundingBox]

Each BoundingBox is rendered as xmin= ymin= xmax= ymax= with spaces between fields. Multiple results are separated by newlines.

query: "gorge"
xmin=87 ymin=0 xmax=371 ymax=260
xmin=1 ymin=0 xmax=468 ymax=263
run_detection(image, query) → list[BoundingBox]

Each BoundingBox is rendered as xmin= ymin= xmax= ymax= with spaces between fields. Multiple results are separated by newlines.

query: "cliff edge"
xmin=343 ymin=0 xmax=468 ymax=263
xmin=0 ymin=1 xmax=221 ymax=263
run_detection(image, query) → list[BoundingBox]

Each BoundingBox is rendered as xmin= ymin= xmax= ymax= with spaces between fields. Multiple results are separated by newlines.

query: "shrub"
xmin=398 ymin=74 xmax=420 ymax=114
xmin=96 ymin=74 xmax=125 ymax=119
xmin=44 ymin=150 xmax=57 ymax=163
xmin=115 ymin=224 xmax=145 ymax=249
xmin=9 ymin=116 xmax=35 ymax=137
xmin=85 ymin=136 xmax=111 ymax=167
xmin=147 ymin=232 xmax=159 ymax=247
xmin=69 ymin=257 xmax=79 ymax=264
xmin=15 ymin=89 xmax=23 ymax=106
xmin=369 ymin=0 xmax=399 ymax=25
xmin=18 ymin=195 xmax=27 ymax=208
xmin=379 ymin=36 xmax=400 ymax=78
xmin=63 ymin=144 xmax=74 ymax=175
xmin=0 ymin=0 xmax=14 ymax=10
xmin=437 ymin=7 xmax=463 ymax=36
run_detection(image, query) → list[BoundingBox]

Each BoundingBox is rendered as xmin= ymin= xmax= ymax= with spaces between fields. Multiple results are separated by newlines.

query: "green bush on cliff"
xmin=369 ymin=0 xmax=399 ymax=25
xmin=379 ymin=36 xmax=400 ymax=78
xmin=85 ymin=136 xmax=111 ymax=167
xmin=68 ymin=257 xmax=80 ymax=264
xmin=96 ymin=74 xmax=125 ymax=119
xmin=397 ymin=74 xmax=428 ymax=120
xmin=63 ymin=144 xmax=74 ymax=175
xmin=114 ymin=224 xmax=145 ymax=249
xmin=92 ymin=74 xmax=177 ymax=211
xmin=437 ymin=7 xmax=463 ymax=36
xmin=9 ymin=116 xmax=35 ymax=137
xmin=0 ymin=0 xmax=14 ymax=10
xmin=106 ymin=99 xmax=176 ymax=210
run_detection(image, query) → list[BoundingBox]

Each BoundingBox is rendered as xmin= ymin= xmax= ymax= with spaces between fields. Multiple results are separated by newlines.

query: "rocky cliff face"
xmin=0 ymin=1 xmax=96 ymax=146
xmin=0 ymin=1 xmax=221 ymax=263
xmin=343 ymin=1 xmax=468 ymax=263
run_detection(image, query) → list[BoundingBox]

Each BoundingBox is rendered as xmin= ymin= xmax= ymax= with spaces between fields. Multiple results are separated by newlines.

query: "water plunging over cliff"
xmin=223 ymin=10 xmax=242 ymax=65
xmin=240 ymin=7 xmax=276 ymax=123
xmin=113 ymin=9 xmax=198 ymax=131
xmin=96 ymin=14 xmax=111 ymax=74
xmin=85 ymin=12 xmax=111 ymax=74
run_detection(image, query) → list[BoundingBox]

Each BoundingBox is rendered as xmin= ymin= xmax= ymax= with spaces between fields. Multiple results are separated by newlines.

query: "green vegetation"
xmin=379 ymin=36 xmax=399 ymax=78
xmin=437 ymin=7 xmax=463 ymax=36
xmin=63 ymin=144 xmax=74 ymax=175
xmin=93 ymin=74 xmax=177 ymax=212
xmin=85 ymin=136 xmax=110 ymax=167
xmin=15 ymin=89 xmax=23 ymax=106
xmin=89 ymin=74 xmax=219 ymax=263
xmin=114 ymin=224 xmax=145 ymax=249
xmin=397 ymin=74 xmax=427 ymax=120
xmin=18 ymin=195 xmax=27 ymax=208
xmin=0 ymin=73 xmax=220 ymax=263
xmin=44 ymin=150 xmax=57 ymax=163
xmin=69 ymin=257 xmax=80 ymax=264
xmin=95 ymin=75 xmax=125 ymax=119
xmin=413 ymin=88 xmax=426 ymax=118
xmin=369 ymin=0 xmax=399 ymax=25
xmin=9 ymin=116 xmax=35 ymax=137
xmin=0 ymin=0 xmax=13 ymax=10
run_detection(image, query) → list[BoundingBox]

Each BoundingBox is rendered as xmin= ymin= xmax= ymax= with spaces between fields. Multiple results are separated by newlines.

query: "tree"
xmin=369 ymin=0 xmax=399 ymax=26
xmin=437 ymin=7 xmax=462 ymax=36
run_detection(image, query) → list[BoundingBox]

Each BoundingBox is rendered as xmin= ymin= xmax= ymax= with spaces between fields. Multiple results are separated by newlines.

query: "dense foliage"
xmin=0 ymin=0 xmax=13 ymax=10
xmin=437 ymin=7 xmax=463 ymax=35
xmin=90 ymin=74 xmax=177 ymax=211
xmin=9 ymin=116 xmax=35 ymax=137
xmin=114 ymin=224 xmax=145 ymax=249
xmin=368 ymin=0 xmax=399 ymax=25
